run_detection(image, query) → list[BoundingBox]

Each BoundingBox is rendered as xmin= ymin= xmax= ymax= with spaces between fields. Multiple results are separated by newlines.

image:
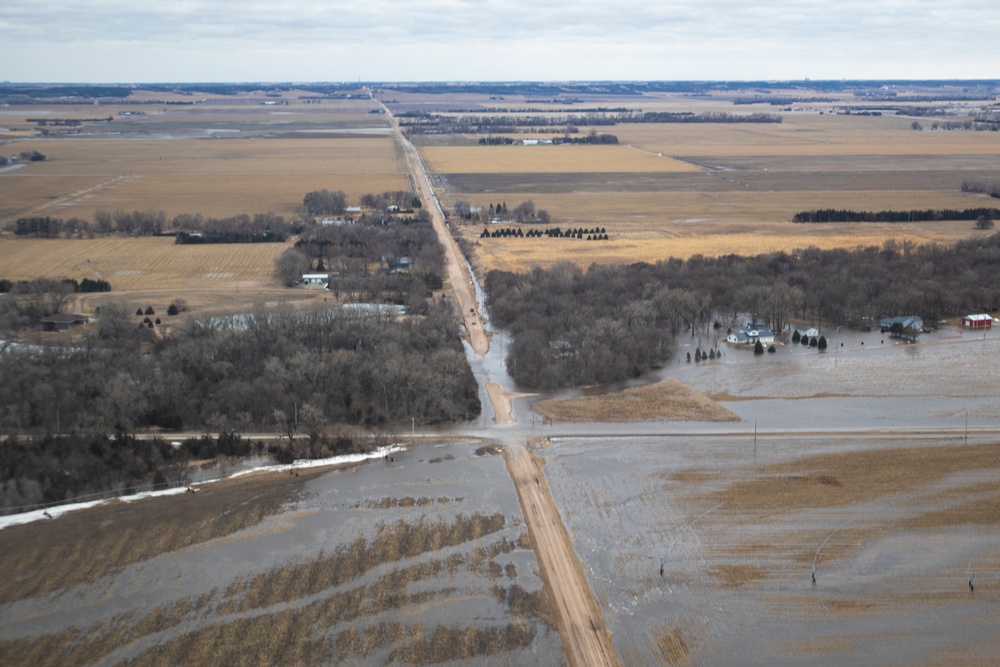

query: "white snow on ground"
xmin=0 ymin=445 xmax=402 ymax=531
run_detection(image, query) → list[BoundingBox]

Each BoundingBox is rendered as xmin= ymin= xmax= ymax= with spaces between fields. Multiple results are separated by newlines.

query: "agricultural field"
xmin=0 ymin=95 xmax=409 ymax=313
xmin=0 ymin=97 xmax=405 ymax=224
xmin=0 ymin=442 xmax=562 ymax=666
xmin=0 ymin=136 xmax=406 ymax=223
xmin=0 ymin=235 xmax=290 ymax=290
xmin=405 ymin=90 xmax=1000 ymax=275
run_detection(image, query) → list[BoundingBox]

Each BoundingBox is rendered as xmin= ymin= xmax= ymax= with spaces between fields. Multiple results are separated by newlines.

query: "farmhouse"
xmin=879 ymin=315 xmax=924 ymax=332
xmin=726 ymin=324 xmax=775 ymax=346
xmin=880 ymin=315 xmax=924 ymax=342
xmin=961 ymin=314 xmax=993 ymax=329
xmin=40 ymin=314 xmax=89 ymax=332
xmin=795 ymin=327 xmax=820 ymax=339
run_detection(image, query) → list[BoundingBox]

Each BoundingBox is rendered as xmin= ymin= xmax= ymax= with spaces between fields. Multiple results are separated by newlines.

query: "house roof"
xmin=880 ymin=315 xmax=922 ymax=329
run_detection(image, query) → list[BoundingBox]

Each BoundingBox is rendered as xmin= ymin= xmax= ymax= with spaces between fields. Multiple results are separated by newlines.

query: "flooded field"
xmin=0 ymin=441 xmax=562 ymax=666
xmin=535 ymin=328 xmax=1000 ymax=665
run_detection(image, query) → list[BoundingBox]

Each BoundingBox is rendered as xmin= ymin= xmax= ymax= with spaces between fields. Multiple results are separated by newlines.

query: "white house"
xmin=796 ymin=327 xmax=820 ymax=339
xmin=727 ymin=324 xmax=775 ymax=346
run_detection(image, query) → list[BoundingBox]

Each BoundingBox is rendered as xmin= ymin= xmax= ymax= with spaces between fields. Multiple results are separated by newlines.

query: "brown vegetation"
xmin=0 ymin=470 xmax=314 ymax=603
xmin=533 ymin=379 xmax=740 ymax=423
xmin=715 ymin=442 xmax=1000 ymax=513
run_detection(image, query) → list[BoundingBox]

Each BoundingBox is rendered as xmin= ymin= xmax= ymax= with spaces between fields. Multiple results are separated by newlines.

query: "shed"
xmin=41 ymin=314 xmax=89 ymax=332
xmin=961 ymin=314 xmax=993 ymax=329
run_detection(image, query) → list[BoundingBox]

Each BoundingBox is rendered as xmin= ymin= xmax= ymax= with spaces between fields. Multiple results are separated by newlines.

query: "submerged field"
xmin=534 ymin=330 xmax=1000 ymax=666
xmin=0 ymin=442 xmax=562 ymax=666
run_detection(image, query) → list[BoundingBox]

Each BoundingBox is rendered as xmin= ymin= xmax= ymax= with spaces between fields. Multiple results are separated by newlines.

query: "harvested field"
xmin=0 ymin=442 xmax=562 ymax=666
xmin=0 ymin=236 xmax=292 ymax=291
xmin=421 ymin=102 xmax=1000 ymax=273
xmin=533 ymin=378 xmax=739 ymax=423
xmin=421 ymin=145 xmax=700 ymax=173
xmin=0 ymin=135 xmax=407 ymax=223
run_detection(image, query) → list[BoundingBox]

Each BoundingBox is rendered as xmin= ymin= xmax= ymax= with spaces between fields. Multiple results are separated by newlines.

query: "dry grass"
xmin=714 ymin=442 xmax=1000 ymax=513
xmin=0 ymin=136 xmax=406 ymax=223
xmin=0 ymin=236 xmax=292 ymax=290
xmin=455 ymin=195 xmax=987 ymax=273
xmin=650 ymin=624 xmax=697 ymax=667
xmin=709 ymin=563 xmax=769 ymax=589
xmin=422 ymin=145 xmax=700 ymax=173
xmin=532 ymin=378 xmax=740 ymax=423
xmin=0 ymin=470 xmax=314 ymax=603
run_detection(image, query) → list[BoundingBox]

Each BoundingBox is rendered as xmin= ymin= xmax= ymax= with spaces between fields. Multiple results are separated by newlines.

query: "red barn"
xmin=961 ymin=314 xmax=993 ymax=329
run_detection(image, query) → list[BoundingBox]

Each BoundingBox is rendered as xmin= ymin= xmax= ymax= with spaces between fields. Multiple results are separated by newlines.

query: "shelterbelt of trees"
xmin=486 ymin=234 xmax=1000 ymax=389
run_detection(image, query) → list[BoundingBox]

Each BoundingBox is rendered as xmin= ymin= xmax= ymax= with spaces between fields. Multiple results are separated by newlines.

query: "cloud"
xmin=1 ymin=0 xmax=998 ymax=81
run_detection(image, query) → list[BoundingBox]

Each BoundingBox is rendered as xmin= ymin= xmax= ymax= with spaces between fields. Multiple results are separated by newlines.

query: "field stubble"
xmin=0 ymin=442 xmax=561 ymax=666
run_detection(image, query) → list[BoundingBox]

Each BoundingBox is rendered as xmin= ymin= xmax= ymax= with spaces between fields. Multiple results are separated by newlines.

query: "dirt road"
xmin=505 ymin=444 xmax=621 ymax=667
xmin=380 ymin=101 xmax=490 ymax=356
xmin=382 ymin=94 xmax=619 ymax=665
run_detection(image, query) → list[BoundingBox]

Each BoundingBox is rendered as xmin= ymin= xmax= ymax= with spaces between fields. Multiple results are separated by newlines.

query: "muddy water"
xmin=0 ymin=441 xmax=563 ymax=665
xmin=529 ymin=324 xmax=1000 ymax=665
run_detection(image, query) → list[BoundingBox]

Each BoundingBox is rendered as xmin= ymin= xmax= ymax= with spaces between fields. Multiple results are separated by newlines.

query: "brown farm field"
xmin=0 ymin=236 xmax=288 ymax=289
xmin=407 ymin=96 xmax=1000 ymax=274
xmin=0 ymin=136 xmax=407 ymax=223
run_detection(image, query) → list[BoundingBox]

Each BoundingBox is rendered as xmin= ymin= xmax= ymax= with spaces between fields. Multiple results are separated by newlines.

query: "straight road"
xmin=379 ymin=99 xmax=490 ymax=356
xmin=505 ymin=443 xmax=621 ymax=667
xmin=378 ymin=92 xmax=620 ymax=665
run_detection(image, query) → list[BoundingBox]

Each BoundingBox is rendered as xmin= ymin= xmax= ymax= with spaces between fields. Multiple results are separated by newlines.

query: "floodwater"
xmin=528 ymin=324 xmax=1000 ymax=666
xmin=0 ymin=441 xmax=562 ymax=665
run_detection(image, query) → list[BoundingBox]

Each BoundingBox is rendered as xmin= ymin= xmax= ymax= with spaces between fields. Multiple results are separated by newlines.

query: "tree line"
xmin=174 ymin=213 xmax=289 ymax=243
xmin=486 ymin=235 xmax=1000 ymax=389
xmin=793 ymin=207 xmax=1000 ymax=223
xmin=9 ymin=210 xmax=290 ymax=240
xmin=401 ymin=110 xmax=781 ymax=134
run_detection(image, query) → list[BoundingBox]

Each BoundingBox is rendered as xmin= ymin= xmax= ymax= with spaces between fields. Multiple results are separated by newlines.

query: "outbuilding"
xmin=41 ymin=314 xmax=89 ymax=332
xmin=961 ymin=314 xmax=993 ymax=329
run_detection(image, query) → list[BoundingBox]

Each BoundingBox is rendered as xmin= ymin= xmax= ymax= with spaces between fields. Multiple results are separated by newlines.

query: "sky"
xmin=1 ymin=1 xmax=998 ymax=83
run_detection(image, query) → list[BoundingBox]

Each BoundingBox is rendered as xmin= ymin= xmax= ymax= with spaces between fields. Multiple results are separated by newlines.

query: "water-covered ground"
xmin=0 ymin=441 xmax=562 ymax=666
xmin=535 ymin=327 xmax=1000 ymax=665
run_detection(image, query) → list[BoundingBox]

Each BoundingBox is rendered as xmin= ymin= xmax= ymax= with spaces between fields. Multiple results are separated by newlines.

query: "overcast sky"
xmin=2 ymin=1 xmax=998 ymax=83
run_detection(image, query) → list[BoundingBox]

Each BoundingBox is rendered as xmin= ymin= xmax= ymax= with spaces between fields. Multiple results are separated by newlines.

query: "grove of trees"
xmin=0 ymin=301 xmax=479 ymax=438
xmin=486 ymin=235 xmax=1000 ymax=389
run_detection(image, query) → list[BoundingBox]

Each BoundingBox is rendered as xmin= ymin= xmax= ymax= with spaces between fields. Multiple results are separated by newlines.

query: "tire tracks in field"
xmin=2 ymin=174 xmax=137 ymax=224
